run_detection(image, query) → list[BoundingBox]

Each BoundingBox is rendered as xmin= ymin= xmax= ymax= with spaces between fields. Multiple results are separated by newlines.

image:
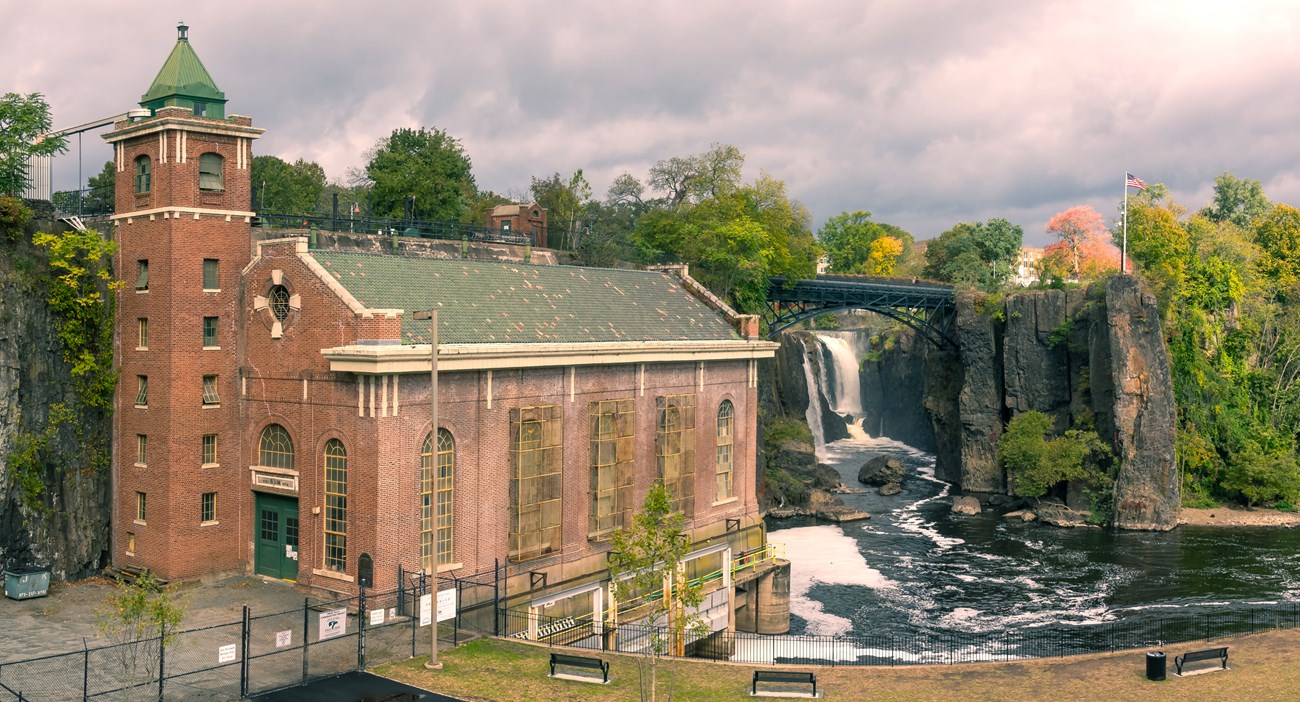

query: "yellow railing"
xmin=731 ymin=542 xmax=784 ymax=574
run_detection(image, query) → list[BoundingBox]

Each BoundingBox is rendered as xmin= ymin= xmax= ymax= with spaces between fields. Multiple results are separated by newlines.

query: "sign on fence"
xmin=218 ymin=644 xmax=237 ymax=663
xmin=319 ymin=608 xmax=347 ymax=641
xmin=370 ymin=608 xmax=385 ymax=626
xmin=438 ymin=588 xmax=457 ymax=622
xmin=275 ymin=630 xmax=292 ymax=648
xmin=419 ymin=593 xmax=432 ymax=627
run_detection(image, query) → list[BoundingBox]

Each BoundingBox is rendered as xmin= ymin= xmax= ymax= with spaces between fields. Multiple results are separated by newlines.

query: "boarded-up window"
xmin=510 ymin=405 xmax=563 ymax=562
xmin=716 ymin=400 xmax=735 ymax=501
xmin=323 ymin=439 xmax=348 ymax=572
xmin=589 ymin=399 xmax=635 ymax=539
xmin=421 ymin=429 xmax=455 ymax=572
xmin=199 ymin=153 xmax=224 ymax=191
xmin=656 ymin=394 xmax=696 ymax=517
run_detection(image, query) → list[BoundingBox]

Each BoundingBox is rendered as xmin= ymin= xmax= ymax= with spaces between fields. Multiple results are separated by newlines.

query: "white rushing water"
xmin=815 ymin=334 xmax=866 ymax=417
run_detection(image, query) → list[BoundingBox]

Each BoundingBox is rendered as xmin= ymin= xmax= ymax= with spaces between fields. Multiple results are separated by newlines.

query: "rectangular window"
xmin=135 ymin=376 xmax=148 ymax=407
xmin=202 ymin=434 xmax=217 ymax=466
xmin=509 ymin=405 xmax=563 ymax=562
xmin=199 ymin=153 xmax=224 ymax=191
xmin=202 ymin=375 xmax=220 ymax=406
xmin=136 ymin=434 xmax=147 ymax=466
xmin=201 ymin=492 xmax=216 ymax=523
xmin=126 ymin=532 xmax=136 ymax=555
xmin=588 ymin=398 xmax=635 ymax=539
xmin=657 ymin=394 xmax=696 ymax=517
xmin=137 ymin=318 xmax=148 ymax=349
xmin=136 ymin=260 xmax=149 ymax=291
xmin=135 ymin=492 xmax=147 ymax=522
xmin=202 ymin=259 xmax=219 ymax=290
xmin=203 ymin=316 xmax=219 ymax=347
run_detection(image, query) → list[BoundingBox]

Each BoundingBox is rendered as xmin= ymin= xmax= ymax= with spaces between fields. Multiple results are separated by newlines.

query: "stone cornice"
xmin=112 ymin=205 xmax=256 ymax=221
xmin=103 ymin=115 xmax=264 ymax=143
xmin=321 ymin=339 xmax=779 ymax=374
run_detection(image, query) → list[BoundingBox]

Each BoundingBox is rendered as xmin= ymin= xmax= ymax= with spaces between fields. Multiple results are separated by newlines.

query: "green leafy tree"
xmin=647 ymin=143 xmax=744 ymax=208
xmin=609 ymin=482 xmax=709 ymax=702
xmin=817 ymin=210 xmax=914 ymax=275
xmin=363 ymin=127 xmax=475 ymax=222
xmin=1202 ymin=172 xmax=1271 ymax=228
xmin=999 ymin=411 xmax=1112 ymax=501
xmin=923 ymin=218 xmax=1023 ymax=291
xmin=0 ymin=92 xmax=67 ymax=196
xmin=1254 ymin=203 xmax=1300 ymax=296
xmin=530 ymin=169 xmax=592 ymax=248
xmin=1223 ymin=439 xmax=1300 ymax=506
xmin=98 ymin=572 xmax=189 ymax=701
xmin=251 ymin=155 xmax=326 ymax=214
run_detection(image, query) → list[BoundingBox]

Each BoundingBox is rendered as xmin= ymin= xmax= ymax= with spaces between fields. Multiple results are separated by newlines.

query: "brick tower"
xmin=105 ymin=23 xmax=263 ymax=580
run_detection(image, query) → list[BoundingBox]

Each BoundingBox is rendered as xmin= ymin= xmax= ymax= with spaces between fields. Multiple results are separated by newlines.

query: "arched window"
xmin=258 ymin=424 xmax=294 ymax=470
xmin=199 ymin=153 xmax=224 ymax=191
xmin=421 ymin=429 xmax=455 ymax=572
xmin=135 ymin=156 xmax=151 ymax=193
xmin=716 ymin=400 xmax=735 ymax=501
xmin=323 ymin=439 xmax=348 ymax=572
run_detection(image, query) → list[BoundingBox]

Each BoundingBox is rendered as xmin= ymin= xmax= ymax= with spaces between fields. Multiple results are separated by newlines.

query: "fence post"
xmin=493 ymin=558 xmax=500 ymax=637
xmin=240 ymin=604 xmax=250 ymax=698
xmin=157 ymin=622 xmax=166 ymax=702
xmin=358 ymin=586 xmax=367 ymax=671
xmin=301 ymin=597 xmax=310 ymax=683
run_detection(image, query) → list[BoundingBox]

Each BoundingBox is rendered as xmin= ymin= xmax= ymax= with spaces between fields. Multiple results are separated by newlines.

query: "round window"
xmin=269 ymin=285 xmax=291 ymax=321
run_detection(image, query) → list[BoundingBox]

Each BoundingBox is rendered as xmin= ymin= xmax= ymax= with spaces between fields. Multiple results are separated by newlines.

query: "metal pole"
xmin=1121 ymin=173 xmax=1129 ymax=275
xmin=77 ymin=132 xmax=83 ymax=217
xmin=415 ymin=309 xmax=443 ymax=670
xmin=82 ymin=638 xmax=89 ymax=702
xmin=157 ymin=620 xmax=165 ymax=702
xmin=240 ymin=605 xmax=250 ymax=698
xmin=301 ymin=597 xmax=309 ymax=683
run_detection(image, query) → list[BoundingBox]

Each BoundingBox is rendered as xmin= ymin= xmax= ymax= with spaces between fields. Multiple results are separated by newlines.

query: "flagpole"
xmin=1121 ymin=172 xmax=1129 ymax=275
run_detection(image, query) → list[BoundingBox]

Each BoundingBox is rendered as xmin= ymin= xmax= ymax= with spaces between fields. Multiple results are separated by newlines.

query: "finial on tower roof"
xmin=178 ymin=22 xmax=188 ymax=41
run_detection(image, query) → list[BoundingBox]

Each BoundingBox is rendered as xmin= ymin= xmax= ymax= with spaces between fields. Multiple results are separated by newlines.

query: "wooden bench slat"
xmin=753 ymin=669 xmax=817 ymax=696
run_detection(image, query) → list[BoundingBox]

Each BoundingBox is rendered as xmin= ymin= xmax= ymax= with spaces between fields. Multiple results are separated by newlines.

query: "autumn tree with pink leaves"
xmin=1042 ymin=205 xmax=1119 ymax=281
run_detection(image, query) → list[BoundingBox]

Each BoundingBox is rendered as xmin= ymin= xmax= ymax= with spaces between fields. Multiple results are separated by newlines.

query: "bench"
xmin=1175 ymin=646 xmax=1229 ymax=676
xmin=753 ymin=670 xmax=817 ymax=697
xmin=549 ymin=652 xmax=609 ymax=684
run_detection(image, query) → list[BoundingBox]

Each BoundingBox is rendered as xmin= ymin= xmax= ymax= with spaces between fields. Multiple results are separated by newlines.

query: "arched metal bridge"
xmin=765 ymin=275 xmax=958 ymax=348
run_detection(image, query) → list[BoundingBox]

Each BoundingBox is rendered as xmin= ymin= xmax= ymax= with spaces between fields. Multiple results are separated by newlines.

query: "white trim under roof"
xmin=321 ymin=339 xmax=778 ymax=374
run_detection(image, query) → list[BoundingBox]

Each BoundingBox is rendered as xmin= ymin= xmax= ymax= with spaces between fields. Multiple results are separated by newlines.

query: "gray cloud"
xmin=8 ymin=0 xmax=1300 ymax=246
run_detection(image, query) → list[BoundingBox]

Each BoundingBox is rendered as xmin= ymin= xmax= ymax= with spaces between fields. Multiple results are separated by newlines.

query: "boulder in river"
xmin=1003 ymin=510 xmax=1036 ymax=522
xmin=951 ymin=495 xmax=982 ymax=515
xmin=877 ymin=482 xmax=903 ymax=497
xmin=858 ymin=455 xmax=906 ymax=486
xmin=1033 ymin=499 xmax=1092 ymax=527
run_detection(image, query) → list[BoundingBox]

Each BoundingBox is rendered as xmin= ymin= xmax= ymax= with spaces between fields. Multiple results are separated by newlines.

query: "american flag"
xmin=1126 ymin=172 xmax=1147 ymax=190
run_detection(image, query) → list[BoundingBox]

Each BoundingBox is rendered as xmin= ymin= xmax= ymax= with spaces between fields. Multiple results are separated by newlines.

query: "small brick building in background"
xmin=105 ymin=25 xmax=790 ymax=638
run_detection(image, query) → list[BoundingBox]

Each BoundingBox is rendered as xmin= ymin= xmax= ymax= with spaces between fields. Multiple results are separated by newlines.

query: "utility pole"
xmin=413 ymin=309 xmax=443 ymax=671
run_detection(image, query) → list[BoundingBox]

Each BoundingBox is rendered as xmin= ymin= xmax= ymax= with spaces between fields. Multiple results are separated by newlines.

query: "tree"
xmin=1254 ymin=204 xmax=1300 ymax=295
xmin=868 ymin=235 xmax=904 ymax=275
xmin=97 ymin=572 xmax=188 ymax=701
xmin=530 ymin=169 xmax=592 ymax=248
xmin=1202 ymin=172 xmax=1271 ymax=229
xmin=647 ymin=143 xmax=744 ymax=208
xmin=0 ymin=92 xmax=67 ymax=196
xmin=363 ymin=127 xmax=475 ymax=222
xmin=999 ymin=411 xmax=1112 ymax=504
xmin=251 ymin=155 xmax=326 ymax=214
xmin=923 ymin=218 xmax=1023 ymax=291
xmin=608 ymin=482 xmax=708 ymax=702
xmin=1045 ymin=205 xmax=1116 ymax=278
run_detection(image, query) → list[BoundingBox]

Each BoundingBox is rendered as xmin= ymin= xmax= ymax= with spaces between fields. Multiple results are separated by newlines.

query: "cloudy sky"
xmin=6 ymin=1 xmax=1300 ymax=245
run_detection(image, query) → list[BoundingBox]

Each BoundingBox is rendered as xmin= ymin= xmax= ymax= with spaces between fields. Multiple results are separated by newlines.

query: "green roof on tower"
xmin=140 ymin=23 xmax=227 ymax=119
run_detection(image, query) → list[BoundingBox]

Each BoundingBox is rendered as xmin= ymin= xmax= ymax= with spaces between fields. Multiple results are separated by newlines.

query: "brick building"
xmin=486 ymin=202 xmax=548 ymax=247
xmin=105 ymin=26 xmax=789 ymax=636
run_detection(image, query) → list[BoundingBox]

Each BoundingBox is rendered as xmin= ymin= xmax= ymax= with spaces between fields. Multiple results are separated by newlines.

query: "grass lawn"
xmin=376 ymin=627 xmax=1300 ymax=701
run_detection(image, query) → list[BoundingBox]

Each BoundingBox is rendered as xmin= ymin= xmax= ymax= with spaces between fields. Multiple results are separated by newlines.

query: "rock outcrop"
xmin=858 ymin=456 xmax=905 ymax=486
xmin=951 ymin=496 xmax=982 ymax=515
xmin=0 ymin=211 xmax=112 ymax=579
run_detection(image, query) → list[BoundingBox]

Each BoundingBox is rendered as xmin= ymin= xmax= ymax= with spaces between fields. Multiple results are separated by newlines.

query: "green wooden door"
xmin=254 ymin=493 xmax=299 ymax=580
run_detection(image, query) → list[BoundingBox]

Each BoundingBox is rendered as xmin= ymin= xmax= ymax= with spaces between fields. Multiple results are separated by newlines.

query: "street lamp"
xmin=412 ymin=309 xmax=443 ymax=670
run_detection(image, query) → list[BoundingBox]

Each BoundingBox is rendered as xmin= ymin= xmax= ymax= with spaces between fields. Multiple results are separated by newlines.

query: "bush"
xmin=1000 ymin=411 xmax=1112 ymax=500
xmin=0 ymin=195 xmax=33 ymax=242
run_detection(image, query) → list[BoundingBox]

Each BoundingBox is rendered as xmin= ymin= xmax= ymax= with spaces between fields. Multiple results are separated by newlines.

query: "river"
xmin=766 ymin=333 xmax=1300 ymax=661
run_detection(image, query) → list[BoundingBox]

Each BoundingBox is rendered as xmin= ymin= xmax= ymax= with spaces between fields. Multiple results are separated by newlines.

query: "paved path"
xmin=1 ymin=574 xmax=309 ymax=664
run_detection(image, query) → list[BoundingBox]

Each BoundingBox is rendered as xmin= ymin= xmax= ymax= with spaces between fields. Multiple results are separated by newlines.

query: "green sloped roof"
xmin=141 ymin=32 xmax=226 ymax=105
xmin=310 ymin=252 xmax=741 ymax=344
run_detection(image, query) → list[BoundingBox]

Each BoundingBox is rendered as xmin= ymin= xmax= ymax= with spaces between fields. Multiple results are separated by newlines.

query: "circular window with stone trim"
xmin=269 ymin=285 xmax=291 ymax=321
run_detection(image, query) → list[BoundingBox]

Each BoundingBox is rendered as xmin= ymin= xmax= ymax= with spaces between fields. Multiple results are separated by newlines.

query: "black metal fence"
xmin=0 ymin=571 xmax=490 ymax=702
xmin=254 ymin=211 xmax=536 ymax=247
xmin=499 ymin=600 xmax=1300 ymax=667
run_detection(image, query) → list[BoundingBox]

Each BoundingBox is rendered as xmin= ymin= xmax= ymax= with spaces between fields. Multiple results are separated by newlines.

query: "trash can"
xmin=1146 ymin=650 xmax=1166 ymax=681
xmin=4 ymin=566 xmax=51 ymax=600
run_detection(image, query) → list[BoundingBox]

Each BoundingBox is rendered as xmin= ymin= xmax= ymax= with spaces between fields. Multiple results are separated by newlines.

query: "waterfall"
xmin=800 ymin=336 xmax=828 ymax=456
xmin=816 ymin=334 xmax=866 ymax=417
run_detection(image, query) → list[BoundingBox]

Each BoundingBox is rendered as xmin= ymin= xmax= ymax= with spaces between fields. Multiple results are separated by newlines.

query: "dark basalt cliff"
xmin=0 ymin=211 xmax=112 ymax=578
